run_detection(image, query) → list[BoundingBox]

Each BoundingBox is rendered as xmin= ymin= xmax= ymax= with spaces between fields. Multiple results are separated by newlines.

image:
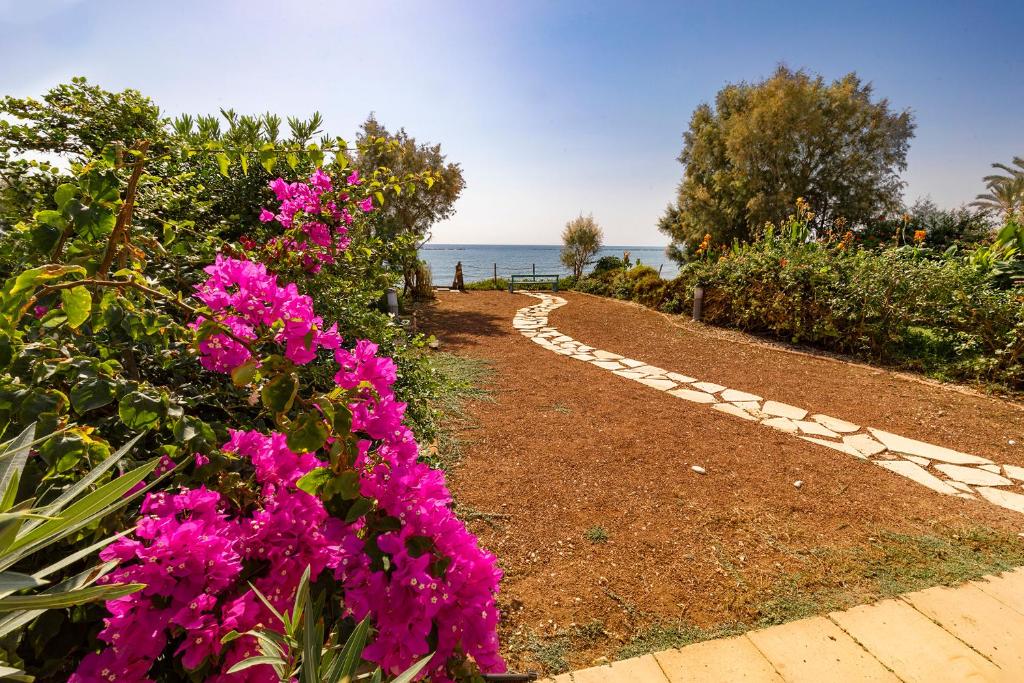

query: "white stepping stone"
xmin=554 ymin=348 xmax=573 ymax=356
xmin=947 ymin=480 xmax=973 ymax=493
xmin=720 ymin=389 xmax=762 ymax=402
xmin=843 ymin=434 xmax=887 ymax=457
xmin=1004 ymin=465 xmax=1024 ymax=482
xmin=810 ymin=414 xmax=860 ymax=433
xmin=592 ymin=350 xmax=623 ymax=361
xmin=692 ymin=381 xmax=727 ymax=394
xmin=934 ymin=464 xmax=1012 ymax=487
xmin=800 ymin=436 xmax=866 ymax=459
xmin=619 ymin=358 xmax=646 ymax=368
xmin=763 ymin=417 xmax=799 ymax=433
xmin=669 ymin=388 xmax=717 ymax=404
xmin=761 ymin=401 xmax=808 ymax=420
xmin=867 ymin=429 xmax=992 ymax=466
xmin=794 ymin=420 xmax=840 ymax=438
xmin=633 ymin=365 xmax=668 ymax=376
xmin=666 ymin=372 xmax=697 ymax=383
xmin=576 ymin=345 xmax=595 ymax=353
xmin=979 ymin=464 xmax=1001 ymax=473
xmin=553 ymin=335 xmax=573 ymax=343
xmin=572 ymin=354 xmax=597 ymax=361
xmin=976 ymin=486 xmax=1024 ymax=514
xmin=712 ymin=403 xmax=758 ymax=421
xmin=905 ymin=456 xmax=930 ymax=467
xmin=875 ymin=460 xmax=960 ymax=495
xmin=636 ymin=378 xmax=676 ymax=391
xmin=612 ymin=369 xmax=646 ymax=380
xmin=532 ymin=337 xmax=552 ymax=346
xmin=521 ymin=332 xmax=538 ymax=338
xmin=592 ymin=360 xmax=624 ymax=370
xmin=732 ymin=400 xmax=764 ymax=415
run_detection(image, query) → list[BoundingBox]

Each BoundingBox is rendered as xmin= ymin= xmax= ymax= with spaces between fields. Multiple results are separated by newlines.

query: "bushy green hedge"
xmin=574 ymin=239 xmax=1024 ymax=391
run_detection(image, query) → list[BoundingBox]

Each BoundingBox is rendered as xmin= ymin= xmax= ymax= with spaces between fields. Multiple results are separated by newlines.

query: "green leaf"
xmin=0 ymin=582 xmax=144 ymax=612
xmin=9 ymin=265 xmax=85 ymax=295
xmin=215 ymin=152 xmax=230 ymax=177
xmin=285 ymin=412 xmax=327 ymax=454
xmin=258 ymin=143 xmax=277 ymax=174
xmin=70 ymin=377 xmax=116 ymax=414
xmin=329 ymin=618 xmax=370 ymax=682
xmin=239 ymin=153 xmax=249 ymax=176
xmin=60 ymin=286 xmax=92 ymax=329
xmin=231 ymin=359 xmax=258 ymax=388
xmin=0 ymin=571 xmax=46 ymax=596
xmin=261 ymin=373 xmax=298 ymax=414
xmin=53 ymin=184 xmax=77 ymax=210
xmin=345 ymin=497 xmax=372 ymax=523
xmin=75 ymin=205 xmax=117 ymax=239
xmin=35 ymin=210 xmax=66 ymax=230
xmin=286 ymin=153 xmax=299 ymax=170
xmin=295 ymin=468 xmax=331 ymax=495
xmin=391 ymin=654 xmax=434 ymax=683
xmin=118 ymin=391 xmax=162 ymax=430
xmin=374 ymin=191 xmax=384 ymax=206
xmin=227 ymin=656 xmax=287 ymax=674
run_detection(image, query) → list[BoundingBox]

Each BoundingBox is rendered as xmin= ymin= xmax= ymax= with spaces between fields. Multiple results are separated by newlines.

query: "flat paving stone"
xmin=875 ymin=460 xmax=960 ymax=495
xmin=636 ymin=377 xmax=677 ymax=391
xmin=591 ymin=350 xmax=623 ymax=360
xmin=720 ymin=389 xmax=762 ymax=402
xmin=732 ymin=401 xmax=764 ymax=416
xmin=762 ymin=417 xmax=799 ymax=433
xmin=843 ymin=433 xmax=887 ymax=457
xmin=904 ymin=583 xmax=1024 ymax=671
xmin=746 ymin=616 xmax=898 ymax=682
xmin=800 ymin=436 xmax=867 ymax=459
xmin=571 ymin=354 xmax=598 ymax=361
xmin=666 ymin=372 xmax=697 ymax=383
xmin=592 ymin=360 xmax=624 ymax=370
xmin=979 ymin=464 xmax=1001 ymax=473
xmin=619 ymin=358 xmax=646 ymax=368
xmin=810 ymin=414 xmax=860 ymax=433
xmin=1004 ymin=464 xmax=1024 ymax=481
xmin=668 ymin=388 xmax=717 ymax=404
xmin=905 ymin=455 xmax=930 ymax=467
xmin=654 ymin=636 xmax=782 ymax=683
xmin=976 ymin=486 xmax=1024 ymax=514
xmin=829 ymin=598 xmax=1003 ymax=682
xmin=934 ymin=463 xmax=1012 ymax=487
xmin=761 ymin=400 xmax=808 ymax=420
xmin=612 ymin=369 xmax=646 ymax=379
xmin=712 ymin=403 xmax=759 ymax=421
xmin=868 ymin=428 xmax=992 ymax=465
xmin=973 ymin=569 xmax=1024 ymax=616
xmin=571 ymin=654 xmax=669 ymax=683
xmin=692 ymin=381 xmax=727 ymax=394
xmin=793 ymin=420 xmax=840 ymax=438
xmin=633 ymin=365 xmax=669 ymax=376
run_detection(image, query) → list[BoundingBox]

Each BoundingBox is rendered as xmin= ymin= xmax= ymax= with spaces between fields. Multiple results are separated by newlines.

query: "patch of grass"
xmin=464 ymin=278 xmax=510 ymax=291
xmin=509 ymin=621 xmax=610 ymax=674
xmin=420 ymin=352 xmax=493 ymax=470
xmin=585 ymin=526 xmax=609 ymax=544
xmin=617 ymin=622 xmax=744 ymax=661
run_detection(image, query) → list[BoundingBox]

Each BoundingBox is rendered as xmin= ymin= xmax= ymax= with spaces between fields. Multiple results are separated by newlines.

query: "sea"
xmin=419 ymin=244 xmax=678 ymax=285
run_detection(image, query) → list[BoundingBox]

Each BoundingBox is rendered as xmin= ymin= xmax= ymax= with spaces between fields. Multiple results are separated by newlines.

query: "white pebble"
xmin=794 ymin=480 xmax=804 ymax=489
xmin=1010 ymin=440 xmax=1017 ymax=446
xmin=691 ymin=465 xmax=706 ymax=474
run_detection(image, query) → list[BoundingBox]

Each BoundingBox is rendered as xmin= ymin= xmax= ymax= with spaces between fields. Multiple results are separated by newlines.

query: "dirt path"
xmin=417 ymin=290 xmax=1024 ymax=672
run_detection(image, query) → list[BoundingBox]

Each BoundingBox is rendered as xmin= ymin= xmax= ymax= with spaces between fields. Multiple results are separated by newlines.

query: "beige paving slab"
xmin=976 ymin=486 xmax=1024 ymax=513
xmin=668 ymin=388 xmax=717 ymax=404
xmin=761 ymin=400 xmax=808 ymax=420
xmin=935 ymin=464 xmax=1011 ymax=487
xmin=829 ymin=598 xmax=1004 ymax=682
xmin=875 ymin=459 xmax=961 ymax=496
xmin=810 ymin=413 xmax=860 ymax=433
xmin=654 ymin=636 xmax=783 ymax=683
xmin=973 ymin=570 xmax=1024 ymax=616
xmin=570 ymin=654 xmax=669 ymax=683
xmin=636 ymin=377 xmax=677 ymax=391
xmin=903 ymin=582 xmax=1024 ymax=671
xmin=713 ymin=402 xmax=758 ymax=421
xmin=745 ymin=616 xmax=898 ymax=682
xmin=691 ymin=381 xmax=727 ymax=394
xmin=868 ymin=428 xmax=992 ymax=465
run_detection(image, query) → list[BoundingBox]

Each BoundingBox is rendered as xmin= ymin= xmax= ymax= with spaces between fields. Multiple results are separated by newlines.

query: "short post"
xmin=493 ymin=262 xmax=498 ymax=287
xmin=386 ymin=287 xmax=399 ymax=316
xmin=692 ymin=285 xmax=704 ymax=322
xmin=553 ymin=276 xmax=559 ymax=293
xmin=532 ymin=263 xmax=536 ymax=277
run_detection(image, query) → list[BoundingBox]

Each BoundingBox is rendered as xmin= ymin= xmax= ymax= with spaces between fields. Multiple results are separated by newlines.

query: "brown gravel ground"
xmin=416 ymin=290 xmax=1024 ymax=672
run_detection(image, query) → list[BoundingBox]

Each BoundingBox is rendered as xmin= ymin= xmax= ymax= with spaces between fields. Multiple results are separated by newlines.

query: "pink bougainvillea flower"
xmin=258 ymin=208 xmax=275 ymax=223
xmin=357 ymin=197 xmax=373 ymax=213
xmin=346 ymin=170 xmax=361 ymax=186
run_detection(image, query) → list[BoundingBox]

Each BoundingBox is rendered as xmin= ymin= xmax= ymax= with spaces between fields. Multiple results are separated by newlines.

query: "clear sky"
xmin=1 ymin=0 xmax=1021 ymax=245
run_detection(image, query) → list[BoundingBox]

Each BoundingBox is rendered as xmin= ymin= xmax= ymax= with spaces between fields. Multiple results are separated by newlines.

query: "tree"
xmin=972 ymin=156 xmax=1024 ymax=219
xmin=354 ymin=115 xmax=465 ymax=294
xmin=560 ymin=214 xmax=603 ymax=278
xmin=659 ymin=66 xmax=915 ymax=259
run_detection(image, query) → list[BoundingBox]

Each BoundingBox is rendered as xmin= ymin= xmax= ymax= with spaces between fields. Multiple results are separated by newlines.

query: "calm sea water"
xmin=419 ymin=244 xmax=678 ymax=285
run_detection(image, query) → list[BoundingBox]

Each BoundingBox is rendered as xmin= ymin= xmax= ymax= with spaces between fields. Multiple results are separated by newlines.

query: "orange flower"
xmin=913 ymin=229 xmax=926 ymax=244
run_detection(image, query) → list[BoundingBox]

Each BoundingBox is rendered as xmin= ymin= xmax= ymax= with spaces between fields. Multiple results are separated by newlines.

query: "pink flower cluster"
xmin=192 ymin=255 xmax=341 ymax=373
xmin=254 ymin=169 xmax=372 ymax=272
xmin=76 ymin=257 xmax=504 ymax=681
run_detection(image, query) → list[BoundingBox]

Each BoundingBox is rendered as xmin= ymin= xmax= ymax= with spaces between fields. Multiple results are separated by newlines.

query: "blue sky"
xmin=1 ymin=0 xmax=1021 ymax=245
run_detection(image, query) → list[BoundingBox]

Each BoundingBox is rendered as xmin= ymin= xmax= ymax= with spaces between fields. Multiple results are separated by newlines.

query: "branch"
xmin=98 ymin=141 xmax=150 ymax=278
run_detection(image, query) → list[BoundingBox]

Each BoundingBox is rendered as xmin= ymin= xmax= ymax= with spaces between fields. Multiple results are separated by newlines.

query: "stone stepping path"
xmin=543 ymin=567 xmax=1024 ymax=681
xmin=513 ymin=292 xmax=1024 ymax=516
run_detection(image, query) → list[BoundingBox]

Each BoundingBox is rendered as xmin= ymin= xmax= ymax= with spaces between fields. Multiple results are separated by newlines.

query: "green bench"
xmin=509 ymin=274 xmax=559 ymax=292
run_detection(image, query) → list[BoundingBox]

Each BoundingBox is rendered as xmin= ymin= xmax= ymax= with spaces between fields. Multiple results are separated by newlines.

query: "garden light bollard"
xmin=386 ymin=287 xmax=399 ymax=316
xmin=693 ymin=285 xmax=704 ymax=321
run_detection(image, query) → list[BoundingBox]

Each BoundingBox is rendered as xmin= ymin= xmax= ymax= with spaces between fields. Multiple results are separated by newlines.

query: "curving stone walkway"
xmin=513 ymin=292 xmax=1024 ymax=516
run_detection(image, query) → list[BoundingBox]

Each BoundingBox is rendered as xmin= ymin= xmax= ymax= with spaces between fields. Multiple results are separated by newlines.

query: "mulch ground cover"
xmin=416 ymin=290 xmax=1024 ymax=672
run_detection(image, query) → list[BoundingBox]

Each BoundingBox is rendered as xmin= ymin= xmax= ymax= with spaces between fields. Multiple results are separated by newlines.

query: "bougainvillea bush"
xmin=0 ymin=138 xmax=503 ymax=680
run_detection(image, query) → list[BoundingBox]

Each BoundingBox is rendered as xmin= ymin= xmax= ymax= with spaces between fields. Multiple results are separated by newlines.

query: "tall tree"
xmin=355 ymin=115 xmax=465 ymax=293
xmin=972 ymin=156 xmax=1024 ymax=219
xmin=560 ymin=214 xmax=603 ymax=278
xmin=659 ymin=66 xmax=915 ymax=259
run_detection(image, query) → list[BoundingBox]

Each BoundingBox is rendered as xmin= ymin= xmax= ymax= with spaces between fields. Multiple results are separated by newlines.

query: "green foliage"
xmin=560 ymin=214 xmax=603 ymax=279
xmin=591 ymin=255 xmax=627 ymax=276
xmin=660 ymin=66 xmax=914 ymax=254
xmin=972 ymin=156 xmax=1024 ymax=220
xmin=575 ymin=209 xmax=1024 ymax=391
xmin=584 ymin=526 xmax=609 ymax=544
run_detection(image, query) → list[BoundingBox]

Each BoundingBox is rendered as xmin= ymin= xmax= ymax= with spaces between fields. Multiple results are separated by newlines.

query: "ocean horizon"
xmin=419 ymin=243 xmax=678 ymax=285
